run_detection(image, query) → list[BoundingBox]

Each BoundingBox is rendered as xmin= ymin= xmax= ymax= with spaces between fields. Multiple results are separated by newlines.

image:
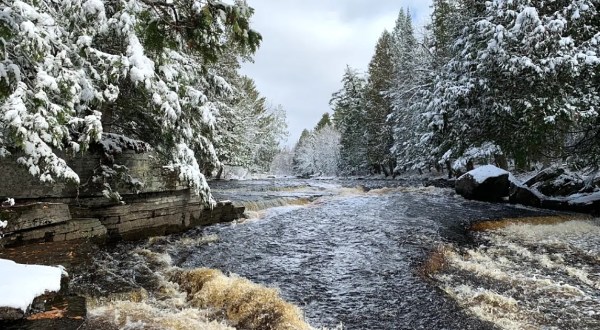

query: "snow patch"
xmin=464 ymin=165 xmax=509 ymax=184
xmin=0 ymin=259 xmax=64 ymax=312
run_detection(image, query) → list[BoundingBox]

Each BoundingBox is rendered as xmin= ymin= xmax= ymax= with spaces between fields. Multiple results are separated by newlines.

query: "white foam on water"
xmin=89 ymin=300 xmax=235 ymax=330
xmin=435 ymin=218 xmax=600 ymax=329
xmin=85 ymin=238 xmax=318 ymax=330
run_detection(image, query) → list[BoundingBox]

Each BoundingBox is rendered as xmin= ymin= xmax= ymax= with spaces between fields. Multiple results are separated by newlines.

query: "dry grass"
xmin=470 ymin=214 xmax=592 ymax=232
xmin=173 ymin=268 xmax=311 ymax=330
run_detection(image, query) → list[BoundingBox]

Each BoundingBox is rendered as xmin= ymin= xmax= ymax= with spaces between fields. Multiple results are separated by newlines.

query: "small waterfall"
xmin=428 ymin=216 xmax=600 ymax=330
xmin=241 ymin=197 xmax=313 ymax=212
xmin=79 ymin=234 xmax=314 ymax=330
xmin=173 ymin=268 xmax=311 ymax=330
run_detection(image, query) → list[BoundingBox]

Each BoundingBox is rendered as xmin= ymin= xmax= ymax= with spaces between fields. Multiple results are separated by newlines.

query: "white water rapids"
xmin=60 ymin=179 xmax=600 ymax=330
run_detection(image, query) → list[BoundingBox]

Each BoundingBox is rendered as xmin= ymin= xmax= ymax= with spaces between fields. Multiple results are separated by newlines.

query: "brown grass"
xmin=470 ymin=214 xmax=592 ymax=232
xmin=173 ymin=268 xmax=310 ymax=330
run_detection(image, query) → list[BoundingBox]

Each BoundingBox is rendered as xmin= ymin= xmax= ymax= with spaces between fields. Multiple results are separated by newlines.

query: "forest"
xmin=1 ymin=0 xmax=599 ymax=201
xmin=283 ymin=0 xmax=600 ymax=179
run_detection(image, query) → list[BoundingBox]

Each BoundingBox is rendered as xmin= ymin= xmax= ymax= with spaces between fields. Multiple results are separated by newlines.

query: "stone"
xmin=72 ymin=190 xmax=245 ymax=242
xmin=2 ymin=218 xmax=107 ymax=247
xmin=524 ymin=166 xmax=565 ymax=187
xmin=0 ymin=150 xmax=188 ymax=200
xmin=1 ymin=203 xmax=71 ymax=234
xmin=0 ymin=307 xmax=25 ymax=321
xmin=535 ymin=172 xmax=585 ymax=197
xmin=455 ymin=165 xmax=510 ymax=201
xmin=509 ymin=182 xmax=542 ymax=207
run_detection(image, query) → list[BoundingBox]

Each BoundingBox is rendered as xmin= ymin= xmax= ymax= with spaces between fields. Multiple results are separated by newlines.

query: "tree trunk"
xmin=494 ymin=154 xmax=508 ymax=170
xmin=446 ymin=161 xmax=453 ymax=178
xmin=216 ymin=166 xmax=224 ymax=180
xmin=381 ymin=164 xmax=390 ymax=177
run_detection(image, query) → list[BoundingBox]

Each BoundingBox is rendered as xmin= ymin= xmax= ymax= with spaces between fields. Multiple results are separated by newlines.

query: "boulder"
xmin=524 ymin=166 xmax=565 ymax=187
xmin=509 ymin=182 xmax=542 ymax=207
xmin=535 ymin=172 xmax=584 ymax=197
xmin=455 ymin=165 xmax=510 ymax=201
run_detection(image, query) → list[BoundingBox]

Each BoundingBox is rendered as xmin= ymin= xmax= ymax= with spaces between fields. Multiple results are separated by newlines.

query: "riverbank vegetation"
xmin=0 ymin=0 xmax=287 ymax=203
xmin=282 ymin=0 xmax=600 ymax=178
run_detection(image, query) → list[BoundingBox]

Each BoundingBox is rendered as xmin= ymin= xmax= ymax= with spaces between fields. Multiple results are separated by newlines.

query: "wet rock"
xmin=423 ymin=178 xmax=455 ymax=189
xmin=509 ymin=182 xmax=542 ymax=207
xmin=542 ymin=193 xmax=600 ymax=216
xmin=2 ymin=218 xmax=107 ymax=248
xmin=535 ymin=172 xmax=584 ymax=197
xmin=455 ymin=165 xmax=510 ymax=201
xmin=0 ymin=203 xmax=71 ymax=234
xmin=524 ymin=166 xmax=565 ymax=187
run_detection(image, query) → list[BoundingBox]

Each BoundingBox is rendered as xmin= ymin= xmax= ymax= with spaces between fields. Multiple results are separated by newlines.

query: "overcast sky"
xmin=240 ymin=1 xmax=433 ymax=147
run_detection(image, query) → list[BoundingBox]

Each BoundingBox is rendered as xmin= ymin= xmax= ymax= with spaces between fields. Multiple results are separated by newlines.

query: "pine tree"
xmin=423 ymin=0 xmax=600 ymax=171
xmin=387 ymin=9 xmax=428 ymax=173
xmin=0 ymin=0 xmax=262 ymax=203
xmin=331 ymin=66 xmax=368 ymax=175
xmin=315 ymin=113 xmax=332 ymax=131
xmin=364 ymin=30 xmax=395 ymax=176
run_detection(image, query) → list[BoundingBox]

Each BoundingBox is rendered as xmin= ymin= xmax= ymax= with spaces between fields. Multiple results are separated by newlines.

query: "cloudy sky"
xmin=241 ymin=0 xmax=433 ymax=147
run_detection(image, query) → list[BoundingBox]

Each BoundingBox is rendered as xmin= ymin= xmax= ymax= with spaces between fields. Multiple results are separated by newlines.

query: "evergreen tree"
xmin=364 ymin=30 xmax=395 ymax=176
xmin=0 ymin=0 xmax=262 ymax=203
xmin=315 ymin=113 xmax=332 ymax=131
xmin=331 ymin=66 xmax=368 ymax=175
xmin=387 ymin=9 xmax=428 ymax=173
xmin=424 ymin=0 xmax=600 ymax=171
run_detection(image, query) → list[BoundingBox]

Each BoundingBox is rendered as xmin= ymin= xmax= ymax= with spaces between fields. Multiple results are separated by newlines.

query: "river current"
xmin=56 ymin=179 xmax=600 ymax=329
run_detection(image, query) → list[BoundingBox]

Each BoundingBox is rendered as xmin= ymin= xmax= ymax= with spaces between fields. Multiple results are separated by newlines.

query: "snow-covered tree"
xmin=251 ymin=103 xmax=288 ymax=173
xmin=387 ymin=9 xmax=433 ymax=173
xmin=424 ymin=0 xmax=600 ymax=171
xmin=269 ymin=147 xmax=294 ymax=176
xmin=364 ymin=30 xmax=395 ymax=176
xmin=292 ymin=125 xmax=341 ymax=177
xmin=0 ymin=0 xmax=262 ymax=203
xmin=331 ymin=66 xmax=368 ymax=175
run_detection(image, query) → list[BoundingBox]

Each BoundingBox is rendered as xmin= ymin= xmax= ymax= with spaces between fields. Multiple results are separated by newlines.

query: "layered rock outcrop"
xmin=0 ymin=150 xmax=244 ymax=247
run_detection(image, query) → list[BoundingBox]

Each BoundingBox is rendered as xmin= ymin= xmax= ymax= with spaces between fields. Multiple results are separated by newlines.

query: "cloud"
xmin=241 ymin=0 xmax=433 ymax=147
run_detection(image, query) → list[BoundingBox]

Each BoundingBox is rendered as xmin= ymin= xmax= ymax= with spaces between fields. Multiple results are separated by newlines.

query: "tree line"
xmin=300 ymin=0 xmax=599 ymax=178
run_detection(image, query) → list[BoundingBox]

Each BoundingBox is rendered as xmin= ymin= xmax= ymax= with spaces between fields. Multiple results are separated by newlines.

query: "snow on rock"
xmin=0 ymin=259 xmax=64 ymax=313
xmin=456 ymin=165 xmax=510 ymax=201
xmin=467 ymin=165 xmax=509 ymax=184
xmin=567 ymin=192 xmax=600 ymax=206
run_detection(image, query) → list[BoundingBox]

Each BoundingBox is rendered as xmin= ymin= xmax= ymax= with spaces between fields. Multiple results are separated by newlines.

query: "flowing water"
xmin=5 ymin=179 xmax=600 ymax=329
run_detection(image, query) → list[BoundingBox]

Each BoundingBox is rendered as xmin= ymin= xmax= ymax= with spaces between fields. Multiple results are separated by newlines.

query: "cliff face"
xmin=0 ymin=150 xmax=244 ymax=248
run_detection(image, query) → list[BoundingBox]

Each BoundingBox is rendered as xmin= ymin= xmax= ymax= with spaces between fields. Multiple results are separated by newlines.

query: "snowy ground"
xmin=0 ymin=259 xmax=64 ymax=313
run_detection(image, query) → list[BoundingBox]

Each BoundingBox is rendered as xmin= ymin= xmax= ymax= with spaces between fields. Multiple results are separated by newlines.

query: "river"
xmin=5 ymin=178 xmax=600 ymax=329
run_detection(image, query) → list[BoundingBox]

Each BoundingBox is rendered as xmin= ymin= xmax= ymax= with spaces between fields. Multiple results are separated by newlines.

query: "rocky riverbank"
xmin=452 ymin=165 xmax=600 ymax=216
xmin=0 ymin=149 xmax=246 ymax=324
